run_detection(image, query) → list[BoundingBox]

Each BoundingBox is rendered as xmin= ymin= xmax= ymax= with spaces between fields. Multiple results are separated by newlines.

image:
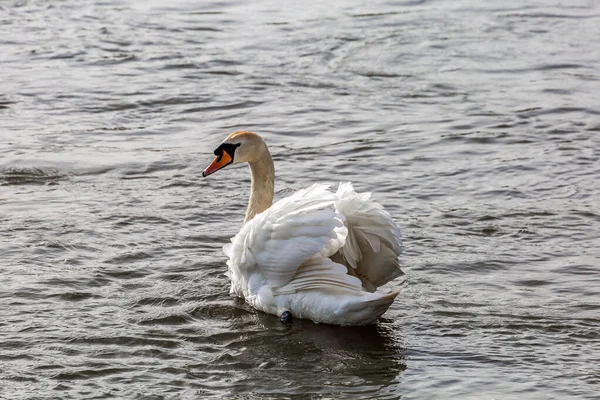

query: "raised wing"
xmin=224 ymin=184 xmax=348 ymax=290
xmin=333 ymin=182 xmax=403 ymax=292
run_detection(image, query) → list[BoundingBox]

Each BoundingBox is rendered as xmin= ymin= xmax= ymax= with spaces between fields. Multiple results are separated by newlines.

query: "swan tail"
xmin=332 ymin=290 xmax=399 ymax=325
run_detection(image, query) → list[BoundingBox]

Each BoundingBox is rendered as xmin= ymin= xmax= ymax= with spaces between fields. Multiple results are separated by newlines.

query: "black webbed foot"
xmin=280 ymin=311 xmax=293 ymax=324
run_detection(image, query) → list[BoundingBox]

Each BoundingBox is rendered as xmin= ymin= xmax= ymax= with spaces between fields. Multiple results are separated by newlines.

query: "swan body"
xmin=202 ymin=131 xmax=403 ymax=326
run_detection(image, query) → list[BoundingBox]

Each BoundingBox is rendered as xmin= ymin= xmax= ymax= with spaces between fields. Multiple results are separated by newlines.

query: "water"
xmin=1 ymin=0 xmax=599 ymax=398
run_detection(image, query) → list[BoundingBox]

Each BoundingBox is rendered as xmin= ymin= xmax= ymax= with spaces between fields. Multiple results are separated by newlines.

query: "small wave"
xmin=0 ymin=166 xmax=68 ymax=185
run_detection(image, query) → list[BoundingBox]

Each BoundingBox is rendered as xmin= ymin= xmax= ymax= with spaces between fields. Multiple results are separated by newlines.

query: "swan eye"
xmin=214 ymin=142 xmax=241 ymax=160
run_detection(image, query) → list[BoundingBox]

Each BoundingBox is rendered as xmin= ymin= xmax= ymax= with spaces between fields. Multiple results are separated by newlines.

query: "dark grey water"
xmin=2 ymin=0 xmax=600 ymax=398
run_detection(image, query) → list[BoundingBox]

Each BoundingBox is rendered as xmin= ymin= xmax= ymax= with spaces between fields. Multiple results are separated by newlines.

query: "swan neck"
xmin=245 ymin=150 xmax=274 ymax=223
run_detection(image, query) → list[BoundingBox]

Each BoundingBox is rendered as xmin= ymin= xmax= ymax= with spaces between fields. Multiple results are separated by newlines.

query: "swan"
xmin=202 ymin=131 xmax=403 ymax=326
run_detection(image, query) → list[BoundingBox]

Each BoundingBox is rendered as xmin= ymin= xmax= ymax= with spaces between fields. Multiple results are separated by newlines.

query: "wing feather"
xmin=273 ymin=258 xmax=363 ymax=295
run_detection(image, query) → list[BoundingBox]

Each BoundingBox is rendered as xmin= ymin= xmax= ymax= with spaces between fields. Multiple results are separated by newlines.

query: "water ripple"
xmin=1 ymin=0 xmax=600 ymax=398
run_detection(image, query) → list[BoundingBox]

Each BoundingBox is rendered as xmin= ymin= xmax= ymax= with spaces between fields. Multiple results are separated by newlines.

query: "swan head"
xmin=202 ymin=131 xmax=266 ymax=177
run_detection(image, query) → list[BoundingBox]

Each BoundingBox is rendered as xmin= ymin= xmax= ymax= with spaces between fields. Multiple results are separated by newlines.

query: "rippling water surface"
xmin=2 ymin=0 xmax=600 ymax=398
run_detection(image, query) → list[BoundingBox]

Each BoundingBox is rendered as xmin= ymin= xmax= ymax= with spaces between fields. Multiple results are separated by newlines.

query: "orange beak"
xmin=202 ymin=150 xmax=233 ymax=177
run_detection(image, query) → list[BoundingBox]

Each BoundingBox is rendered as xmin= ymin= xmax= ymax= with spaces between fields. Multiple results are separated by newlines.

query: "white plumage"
xmin=203 ymin=131 xmax=403 ymax=326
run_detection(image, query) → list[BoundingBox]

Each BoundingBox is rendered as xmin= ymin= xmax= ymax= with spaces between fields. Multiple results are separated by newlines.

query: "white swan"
xmin=202 ymin=131 xmax=403 ymax=326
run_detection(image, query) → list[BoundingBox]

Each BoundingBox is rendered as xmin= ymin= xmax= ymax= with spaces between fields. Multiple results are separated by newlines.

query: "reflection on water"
xmin=215 ymin=310 xmax=406 ymax=397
